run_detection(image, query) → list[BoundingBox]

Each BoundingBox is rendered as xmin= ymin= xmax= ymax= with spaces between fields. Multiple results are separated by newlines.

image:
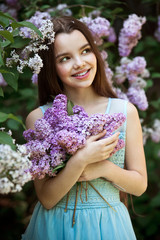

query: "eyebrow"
xmin=55 ymin=43 xmax=90 ymax=59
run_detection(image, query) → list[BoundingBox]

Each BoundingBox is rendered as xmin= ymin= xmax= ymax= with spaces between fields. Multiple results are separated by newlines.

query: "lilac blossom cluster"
xmin=80 ymin=16 xmax=110 ymax=45
xmin=0 ymin=130 xmax=32 ymax=194
xmin=23 ymin=94 xmax=126 ymax=179
xmin=114 ymin=56 xmax=149 ymax=111
xmin=118 ymin=14 xmax=146 ymax=57
xmin=154 ymin=16 xmax=160 ymax=41
xmin=6 ymin=12 xmax=55 ymax=78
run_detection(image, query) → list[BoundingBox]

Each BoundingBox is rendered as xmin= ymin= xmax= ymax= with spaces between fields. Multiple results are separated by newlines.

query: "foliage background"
xmin=0 ymin=0 xmax=160 ymax=239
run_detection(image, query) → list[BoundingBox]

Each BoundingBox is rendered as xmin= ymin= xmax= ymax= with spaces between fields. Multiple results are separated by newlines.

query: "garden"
xmin=0 ymin=0 xmax=160 ymax=239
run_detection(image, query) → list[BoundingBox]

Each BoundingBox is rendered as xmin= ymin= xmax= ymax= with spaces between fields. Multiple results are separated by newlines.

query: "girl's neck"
xmin=64 ymin=86 xmax=99 ymax=106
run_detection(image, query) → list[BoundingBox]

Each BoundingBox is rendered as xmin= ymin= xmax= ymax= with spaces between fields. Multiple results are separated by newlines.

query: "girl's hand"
xmin=77 ymin=161 xmax=106 ymax=182
xmin=71 ymin=130 xmax=120 ymax=168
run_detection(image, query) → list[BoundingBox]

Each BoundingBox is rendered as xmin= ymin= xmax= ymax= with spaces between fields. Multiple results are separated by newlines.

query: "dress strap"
xmin=39 ymin=102 xmax=52 ymax=115
xmin=107 ymin=98 xmax=128 ymax=133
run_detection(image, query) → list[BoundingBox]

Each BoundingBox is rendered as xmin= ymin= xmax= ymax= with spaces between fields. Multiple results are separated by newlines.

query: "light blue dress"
xmin=22 ymin=98 xmax=137 ymax=240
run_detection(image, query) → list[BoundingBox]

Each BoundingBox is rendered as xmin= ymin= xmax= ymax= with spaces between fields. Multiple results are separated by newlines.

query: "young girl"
xmin=22 ymin=16 xmax=147 ymax=240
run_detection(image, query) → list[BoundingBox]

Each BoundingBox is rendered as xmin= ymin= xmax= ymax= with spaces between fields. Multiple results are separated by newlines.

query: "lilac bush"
xmin=114 ymin=56 xmax=149 ymax=110
xmin=118 ymin=14 xmax=146 ymax=57
xmin=0 ymin=144 xmax=32 ymax=194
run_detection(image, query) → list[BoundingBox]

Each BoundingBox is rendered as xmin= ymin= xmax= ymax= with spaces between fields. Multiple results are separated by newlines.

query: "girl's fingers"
xmin=104 ymin=139 xmax=118 ymax=152
xmin=100 ymin=132 xmax=120 ymax=145
xmin=87 ymin=130 xmax=107 ymax=142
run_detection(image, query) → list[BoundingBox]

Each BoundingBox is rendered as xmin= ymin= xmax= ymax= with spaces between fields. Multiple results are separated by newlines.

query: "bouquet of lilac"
xmin=23 ymin=94 xmax=126 ymax=179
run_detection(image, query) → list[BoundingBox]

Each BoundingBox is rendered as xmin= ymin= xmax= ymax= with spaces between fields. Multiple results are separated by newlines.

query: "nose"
xmin=73 ymin=56 xmax=85 ymax=69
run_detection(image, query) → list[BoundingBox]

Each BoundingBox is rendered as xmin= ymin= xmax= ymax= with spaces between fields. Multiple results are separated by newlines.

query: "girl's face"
xmin=54 ymin=30 xmax=97 ymax=91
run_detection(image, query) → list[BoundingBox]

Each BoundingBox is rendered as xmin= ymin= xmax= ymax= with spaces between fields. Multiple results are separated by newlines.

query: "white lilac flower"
xmin=0 ymin=144 xmax=32 ymax=194
xmin=7 ymin=16 xmax=55 ymax=75
xmin=118 ymin=14 xmax=146 ymax=57
xmin=28 ymin=54 xmax=43 ymax=74
xmin=150 ymin=119 xmax=160 ymax=143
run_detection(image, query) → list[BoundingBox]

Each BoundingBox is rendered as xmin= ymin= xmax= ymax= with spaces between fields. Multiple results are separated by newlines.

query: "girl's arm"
xmin=26 ymin=108 xmax=119 ymax=209
xmin=78 ymin=102 xmax=147 ymax=197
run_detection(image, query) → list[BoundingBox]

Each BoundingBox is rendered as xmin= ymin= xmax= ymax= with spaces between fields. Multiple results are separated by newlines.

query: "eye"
xmin=60 ymin=56 xmax=70 ymax=63
xmin=82 ymin=47 xmax=92 ymax=54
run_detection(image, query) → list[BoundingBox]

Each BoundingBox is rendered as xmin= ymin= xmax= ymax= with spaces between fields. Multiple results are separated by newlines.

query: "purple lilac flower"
xmin=31 ymin=73 xmax=38 ymax=84
xmin=80 ymin=16 xmax=110 ymax=45
xmin=114 ymin=88 xmax=129 ymax=101
xmin=0 ymin=73 xmax=7 ymax=87
xmin=23 ymin=129 xmax=35 ymax=141
xmin=20 ymin=11 xmax=51 ymax=38
xmin=118 ymin=14 xmax=146 ymax=57
xmin=126 ymin=57 xmax=146 ymax=83
xmin=108 ymin=27 xmax=116 ymax=43
xmin=24 ymin=94 xmax=126 ymax=179
xmin=56 ymin=130 xmax=86 ymax=154
xmin=154 ymin=16 xmax=160 ymax=41
xmin=114 ymin=56 xmax=149 ymax=108
xmin=127 ymin=86 xmax=148 ymax=110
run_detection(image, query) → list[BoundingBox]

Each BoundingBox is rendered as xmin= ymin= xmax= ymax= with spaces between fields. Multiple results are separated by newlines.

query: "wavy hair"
xmin=38 ymin=16 xmax=117 ymax=105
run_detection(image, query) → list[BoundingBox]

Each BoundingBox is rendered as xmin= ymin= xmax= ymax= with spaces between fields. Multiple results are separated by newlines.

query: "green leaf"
xmin=0 ymin=131 xmax=16 ymax=150
xmin=0 ymin=68 xmax=13 ymax=73
xmin=0 ymin=11 xmax=15 ymax=22
xmin=111 ymin=7 xmax=123 ymax=15
xmin=10 ymin=36 xmax=30 ymax=48
xmin=0 ymin=39 xmax=11 ymax=48
xmin=144 ymin=80 xmax=153 ymax=90
xmin=52 ymin=162 xmax=66 ymax=173
xmin=150 ymin=100 xmax=160 ymax=109
xmin=151 ymin=72 xmax=160 ymax=78
xmin=0 ymin=112 xmax=25 ymax=129
xmin=2 ymin=67 xmax=19 ymax=91
xmin=0 ymin=51 xmax=4 ymax=66
xmin=0 ymin=30 xmax=14 ymax=43
xmin=0 ymin=86 xmax=3 ymax=97
xmin=67 ymin=100 xmax=74 ymax=115
xmin=11 ymin=21 xmax=43 ymax=38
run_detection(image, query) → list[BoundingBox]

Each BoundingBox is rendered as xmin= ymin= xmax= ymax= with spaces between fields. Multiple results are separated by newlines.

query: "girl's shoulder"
xmin=26 ymin=108 xmax=43 ymax=130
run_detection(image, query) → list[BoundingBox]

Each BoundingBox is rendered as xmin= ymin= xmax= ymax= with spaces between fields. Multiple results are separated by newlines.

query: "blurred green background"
xmin=0 ymin=0 xmax=160 ymax=239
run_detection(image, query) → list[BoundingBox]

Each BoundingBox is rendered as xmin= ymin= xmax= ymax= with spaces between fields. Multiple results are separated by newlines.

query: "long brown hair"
xmin=38 ymin=16 xmax=117 ymax=105
xmin=37 ymin=16 xmax=127 ymax=207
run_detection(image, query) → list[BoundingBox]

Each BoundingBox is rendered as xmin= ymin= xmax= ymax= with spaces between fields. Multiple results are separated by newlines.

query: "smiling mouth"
xmin=72 ymin=69 xmax=90 ymax=77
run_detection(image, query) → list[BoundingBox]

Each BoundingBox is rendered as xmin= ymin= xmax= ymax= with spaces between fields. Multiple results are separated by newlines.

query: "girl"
xmin=22 ymin=16 xmax=147 ymax=240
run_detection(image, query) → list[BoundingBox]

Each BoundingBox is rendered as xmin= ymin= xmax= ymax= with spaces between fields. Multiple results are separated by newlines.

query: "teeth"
xmin=74 ymin=70 xmax=88 ymax=77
